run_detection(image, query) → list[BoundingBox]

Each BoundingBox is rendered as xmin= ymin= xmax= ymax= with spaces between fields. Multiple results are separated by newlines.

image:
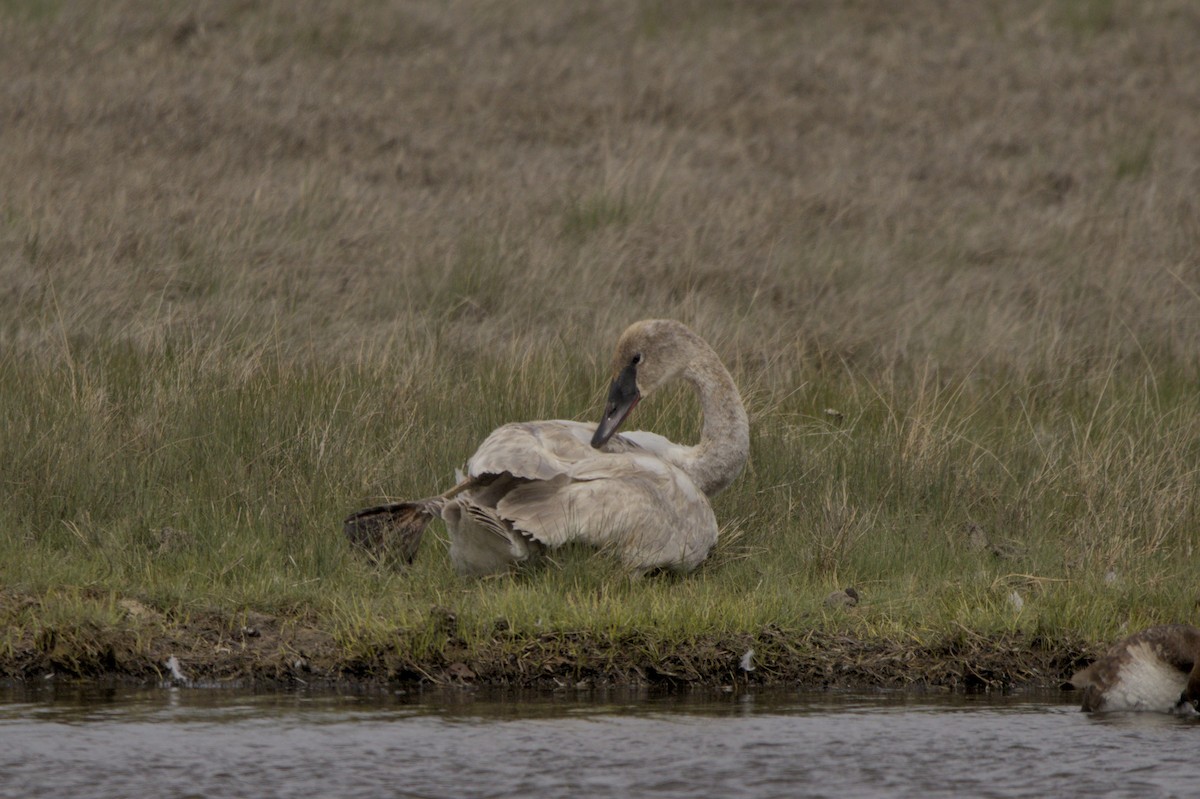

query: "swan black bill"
xmin=591 ymin=362 xmax=640 ymax=448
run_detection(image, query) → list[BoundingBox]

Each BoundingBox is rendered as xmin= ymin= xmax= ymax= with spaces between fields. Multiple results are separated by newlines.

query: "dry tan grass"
xmin=2 ymin=0 xmax=1197 ymax=374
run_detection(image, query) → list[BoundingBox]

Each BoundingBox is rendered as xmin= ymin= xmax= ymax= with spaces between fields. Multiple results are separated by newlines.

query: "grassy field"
xmin=1 ymin=0 xmax=1198 ymax=687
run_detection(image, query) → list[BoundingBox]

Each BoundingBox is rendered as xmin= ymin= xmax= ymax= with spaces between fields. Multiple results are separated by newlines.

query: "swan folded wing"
xmin=466 ymin=421 xmax=598 ymax=481
xmin=495 ymin=454 xmax=718 ymax=572
xmin=613 ymin=430 xmax=690 ymax=461
xmin=466 ymin=421 xmax=649 ymax=482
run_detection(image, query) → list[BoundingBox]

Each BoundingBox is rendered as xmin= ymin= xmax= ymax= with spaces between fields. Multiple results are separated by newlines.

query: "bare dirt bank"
xmin=1 ymin=593 xmax=1093 ymax=693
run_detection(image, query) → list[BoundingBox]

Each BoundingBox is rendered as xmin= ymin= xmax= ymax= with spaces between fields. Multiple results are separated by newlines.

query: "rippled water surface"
xmin=2 ymin=683 xmax=1198 ymax=798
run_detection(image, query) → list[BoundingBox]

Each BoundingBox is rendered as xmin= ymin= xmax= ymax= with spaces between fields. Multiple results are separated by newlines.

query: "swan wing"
xmin=614 ymin=430 xmax=691 ymax=462
xmin=495 ymin=453 xmax=718 ymax=572
xmin=466 ymin=420 xmax=654 ymax=481
xmin=466 ymin=421 xmax=596 ymax=481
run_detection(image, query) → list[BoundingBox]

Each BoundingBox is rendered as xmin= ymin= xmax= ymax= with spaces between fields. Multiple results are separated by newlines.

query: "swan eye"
xmin=631 ymin=353 xmax=642 ymax=366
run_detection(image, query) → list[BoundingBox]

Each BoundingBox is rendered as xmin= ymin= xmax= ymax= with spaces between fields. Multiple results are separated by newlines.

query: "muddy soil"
xmin=0 ymin=593 xmax=1095 ymax=692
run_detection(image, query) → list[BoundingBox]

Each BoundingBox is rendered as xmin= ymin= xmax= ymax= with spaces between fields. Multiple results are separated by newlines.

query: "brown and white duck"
xmin=1069 ymin=624 xmax=1200 ymax=714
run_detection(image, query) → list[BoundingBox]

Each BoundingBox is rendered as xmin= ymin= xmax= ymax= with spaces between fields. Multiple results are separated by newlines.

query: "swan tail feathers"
xmin=343 ymin=497 xmax=443 ymax=564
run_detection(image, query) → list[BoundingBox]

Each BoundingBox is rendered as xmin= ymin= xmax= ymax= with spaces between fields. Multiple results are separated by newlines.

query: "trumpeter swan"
xmin=344 ymin=319 xmax=749 ymax=576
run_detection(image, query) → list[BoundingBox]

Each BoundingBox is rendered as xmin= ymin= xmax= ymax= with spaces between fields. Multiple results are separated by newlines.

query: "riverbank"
xmin=1 ymin=588 xmax=1097 ymax=692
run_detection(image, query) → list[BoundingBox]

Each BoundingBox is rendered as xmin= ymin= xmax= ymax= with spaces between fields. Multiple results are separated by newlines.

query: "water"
xmin=2 ymin=684 xmax=1197 ymax=798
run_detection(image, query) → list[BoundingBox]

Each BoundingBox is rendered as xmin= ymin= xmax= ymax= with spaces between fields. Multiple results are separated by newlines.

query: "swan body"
xmin=444 ymin=419 xmax=719 ymax=575
xmin=345 ymin=320 xmax=749 ymax=576
xmin=1069 ymin=625 xmax=1200 ymax=714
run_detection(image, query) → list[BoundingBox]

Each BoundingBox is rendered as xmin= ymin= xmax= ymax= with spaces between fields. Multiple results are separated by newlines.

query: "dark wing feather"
xmin=343 ymin=501 xmax=438 ymax=564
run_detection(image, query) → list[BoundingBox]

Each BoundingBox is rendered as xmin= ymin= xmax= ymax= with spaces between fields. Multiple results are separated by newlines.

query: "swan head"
xmin=591 ymin=320 xmax=696 ymax=448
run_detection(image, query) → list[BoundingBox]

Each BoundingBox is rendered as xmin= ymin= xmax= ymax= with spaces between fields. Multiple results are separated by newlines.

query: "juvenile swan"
xmin=344 ymin=320 xmax=749 ymax=576
xmin=1069 ymin=624 xmax=1200 ymax=713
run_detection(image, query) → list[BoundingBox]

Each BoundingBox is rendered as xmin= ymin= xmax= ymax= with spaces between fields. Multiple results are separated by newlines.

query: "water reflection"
xmin=0 ymin=682 xmax=1070 ymax=722
xmin=1 ymin=683 xmax=1196 ymax=799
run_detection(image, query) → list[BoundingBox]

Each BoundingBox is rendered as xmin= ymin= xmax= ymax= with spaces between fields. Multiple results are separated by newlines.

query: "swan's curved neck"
xmin=673 ymin=353 xmax=749 ymax=497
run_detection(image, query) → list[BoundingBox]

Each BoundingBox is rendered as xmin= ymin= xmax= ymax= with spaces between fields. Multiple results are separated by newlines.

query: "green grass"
xmin=0 ymin=0 xmax=62 ymax=23
xmin=1 ymin=0 xmax=1198 ymax=683
xmin=2 ymin=322 xmax=1196 ymax=677
xmin=1054 ymin=0 xmax=1117 ymax=38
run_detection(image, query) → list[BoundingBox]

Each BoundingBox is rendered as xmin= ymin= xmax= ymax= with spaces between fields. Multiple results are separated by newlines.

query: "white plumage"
xmin=345 ymin=320 xmax=749 ymax=576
